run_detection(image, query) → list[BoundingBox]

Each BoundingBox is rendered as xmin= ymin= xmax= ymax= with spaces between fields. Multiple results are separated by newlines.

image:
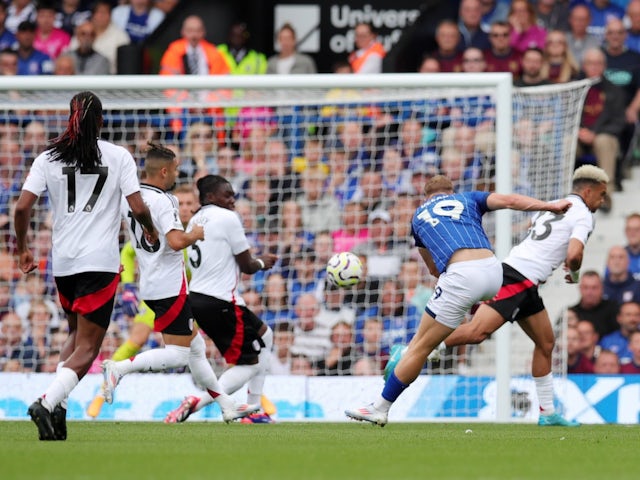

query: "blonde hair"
xmin=572 ymin=165 xmax=609 ymax=184
xmin=424 ymin=175 xmax=454 ymax=197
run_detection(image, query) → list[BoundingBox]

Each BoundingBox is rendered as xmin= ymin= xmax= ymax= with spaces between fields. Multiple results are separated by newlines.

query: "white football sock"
xmin=247 ymin=327 xmax=272 ymax=405
xmin=219 ymin=364 xmax=261 ymax=396
xmin=41 ymin=367 xmax=79 ymax=412
xmin=188 ymin=334 xmax=233 ymax=412
xmin=534 ymin=372 xmax=555 ymax=414
xmin=116 ymin=344 xmax=190 ymax=375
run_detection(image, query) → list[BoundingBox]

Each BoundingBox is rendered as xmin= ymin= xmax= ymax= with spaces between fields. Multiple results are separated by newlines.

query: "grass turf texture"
xmin=0 ymin=421 xmax=636 ymax=480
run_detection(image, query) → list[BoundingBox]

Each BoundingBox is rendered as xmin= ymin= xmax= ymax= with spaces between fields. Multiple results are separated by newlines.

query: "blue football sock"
xmin=381 ymin=371 xmax=410 ymax=403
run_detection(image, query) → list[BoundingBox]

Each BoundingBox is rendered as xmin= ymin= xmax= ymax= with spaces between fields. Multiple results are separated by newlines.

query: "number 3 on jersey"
xmin=417 ymin=199 xmax=465 ymax=226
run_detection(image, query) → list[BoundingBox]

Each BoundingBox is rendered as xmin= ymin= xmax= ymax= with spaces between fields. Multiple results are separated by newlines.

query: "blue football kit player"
xmin=345 ymin=175 xmax=571 ymax=426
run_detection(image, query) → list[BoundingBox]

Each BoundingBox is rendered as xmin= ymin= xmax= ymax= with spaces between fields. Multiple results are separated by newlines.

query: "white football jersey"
xmin=187 ymin=204 xmax=250 ymax=305
xmin=22 ymin=140 xmax=140 ymax=276
xmin=505 ymin=194 xmax=594 ymax=284
xmin=122 ymin=184 xmax=186 ymax=300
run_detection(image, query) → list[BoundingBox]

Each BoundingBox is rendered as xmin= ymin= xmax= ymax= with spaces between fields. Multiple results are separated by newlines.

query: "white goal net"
xmin=0 ymin=75 xmax=590 ymax=420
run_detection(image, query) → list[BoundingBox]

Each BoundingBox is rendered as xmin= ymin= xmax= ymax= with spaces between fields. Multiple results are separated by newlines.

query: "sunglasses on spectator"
xmin=463 ymin=57 xmax=484 ymax=62
xmin=490 ymin=32 xmax=509 ymax=38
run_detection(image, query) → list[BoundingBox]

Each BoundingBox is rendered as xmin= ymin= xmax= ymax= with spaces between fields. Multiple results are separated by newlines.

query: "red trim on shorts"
xmin=72 ymin=274 xmax=120 ymax=315
xmin=223 ymin=296 xmax=245 ymax=365
xmin=492 ymin=279 xmax=534 ymax=302
xmin=58 ymin=292 xmax=72 ymax=311
xmin=153 ymin=275 xmax=188 ymax=332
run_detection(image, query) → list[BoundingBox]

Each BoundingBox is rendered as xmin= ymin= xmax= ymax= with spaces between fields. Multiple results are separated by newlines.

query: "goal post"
xmin=0 ymin=74 xmax=591 ymax=421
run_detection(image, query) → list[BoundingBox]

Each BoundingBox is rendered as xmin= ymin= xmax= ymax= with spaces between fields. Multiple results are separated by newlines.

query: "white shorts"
xmin=425 ymin=256 xmax=503 ymax=329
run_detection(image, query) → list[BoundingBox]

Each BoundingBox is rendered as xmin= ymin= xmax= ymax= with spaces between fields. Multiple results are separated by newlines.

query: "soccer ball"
xmin=326 ymin=252 xmax=363 ymax=288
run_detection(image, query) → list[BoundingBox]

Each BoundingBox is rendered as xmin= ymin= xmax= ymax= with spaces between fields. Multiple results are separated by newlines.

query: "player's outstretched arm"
xmin=486 ymin=193 xmax=572 ymax=214
xmin=417 ymin=247 xmax=439 ymax=278
xmin=235 ymin=250 xmax=278 ymax=275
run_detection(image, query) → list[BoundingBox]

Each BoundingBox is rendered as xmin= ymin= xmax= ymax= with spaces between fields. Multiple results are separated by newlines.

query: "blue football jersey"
xmin=411 ymin=191 xmax=492 ymax=274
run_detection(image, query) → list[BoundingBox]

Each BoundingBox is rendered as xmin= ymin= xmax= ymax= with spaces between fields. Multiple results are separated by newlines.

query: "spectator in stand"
xmin=316 ymin=321 xmax=354 ymax=375
xmin=603 ymin=245 xmax=640 ymax=305
xmin=277 ymin=200 xmax=312 ymax=276
xmin=265 ymin=138 xmax=300 ymax=216
xmin=0 ymin=48 xmax=19 ymax=75
xmin=571 ymin=271 xmax=620 ymax=338
xmin=399 ymin=258 xmax=433 ymax=312
xmin=432 ymin=20 xmax=463 ymax=72
xmin=266 ymin=23 xmax=317 ymax=74
xmin=352 ymin=170 xmax=387 ymax=213
xmin=542 ymin=30 xmax=579 ymax=84
xmin=67 ymin=1 xmax=129 ymax=75
xmin=380 ymin=148 xmax=412 ymax=195
xmin=55 ymin=0 xmax=91 ymax=37
xmin=625 ymin=0 xmax=640 ymax=53
xmin=356 ymin=278 xmax=419 ymax=353
xmin=66 ymin=21 xmax=109 ymax=75
xmin=599 ymin=301 xmax=640 ymax=364
xmin=593 ymin=349 xmax=621 ymax=373
xmin=566 ymin=4 xmax=601 ymax=64
xmin=24 ymin=298 xmax=53 ymax=371
xmin=290 ymin=353 xmax=315 ymax=375
xmin=483 ymin=20 xmax=521 ymax=78
xmin=353 ymin=317 xmax=388 ymax=374
xmin=575 ymin=48 xmax=625 ymax=208
xmin=5 ymin=0 xmax=36 ymax=35
xmin=624 ymin=213 xmax=640 ymax=278
xmin=534 ymin=0 xmax=570 ymax=31
xmin=217 ymin=21 xmax=267 ymax=75
xmin=262 ymin=273 xmax=294 ymax=330
xmin=112 ymin=0 xmax=164 ymax=45
xmin=0 ymin=3 xmax=17 ymax=50
xmin=331 ymin=200 xmax=369 ymax=254
xmin=344 ymin=253 xmax=380 ymax=315
xmin=52 ymin=53 xmax=74 ymax=74
xmin=396 ymin=118 xmax=436 ymax=172
xmin=317 ymin=281 xmax=356 ymax=328
xmin=460 ymin=46 xmax=487 ymax=73
xmin=620 ymin=330 xmax=640 ymax=373
xmin=34 ymin=1 xmax=69 ymax=60
xmin=180 ymin=122 xmax=216 ymax=181
xmin=567 ymin=324 xmax=595 ymax=373
xmin=418 ymin=54 xmax=440 ymax=73
xmin=349 ymin=22 xmax=386 ymax=74
xmin=508 ymin=0 xmax=547 ymax=54
xmin=290 ymin=293 xmax=332 ymax=365
xmin=354 ymin=209 xmax=410 ymax=281
xmin=288 ymin=247 xmax=324 ymax=306
xmin=160 ymin=15 xmax=228 ymax=77
xmin=586 ymin=0 xmax=624 ymax=41
xmin=602 ymin=18 xmax=640 ymax=108
xmin=270 ymin=321 xmax=294 ymax=375
xmin=458 ymin=0 xmax=490 ymax=51
xmin=1 ymin=310 xmax=39 ymax=371
xmin=15 ymin=20 xmax=53 ymax=75
xmin=480 ymin=0 xmax=510 ymax=31
xmin=577 ymin=318 xmax=601 ymax=364
xmin=297 ymin=166 xmax=341 ymax=235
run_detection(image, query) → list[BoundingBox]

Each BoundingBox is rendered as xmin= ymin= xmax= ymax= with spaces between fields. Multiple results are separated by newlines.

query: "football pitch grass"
xmin=0 ymin=421 xmax=636 ymax=480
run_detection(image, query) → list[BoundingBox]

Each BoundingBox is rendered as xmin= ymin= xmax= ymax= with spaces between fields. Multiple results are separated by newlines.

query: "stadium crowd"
xmin=2 ymin=0 xmax=640 ymax=379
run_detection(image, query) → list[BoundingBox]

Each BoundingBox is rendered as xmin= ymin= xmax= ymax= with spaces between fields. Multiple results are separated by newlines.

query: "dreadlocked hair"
xmin=196 ymin=174 xmax=229 ymax=206
xmin=47 ymin=91 xmax=103 ymax=169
